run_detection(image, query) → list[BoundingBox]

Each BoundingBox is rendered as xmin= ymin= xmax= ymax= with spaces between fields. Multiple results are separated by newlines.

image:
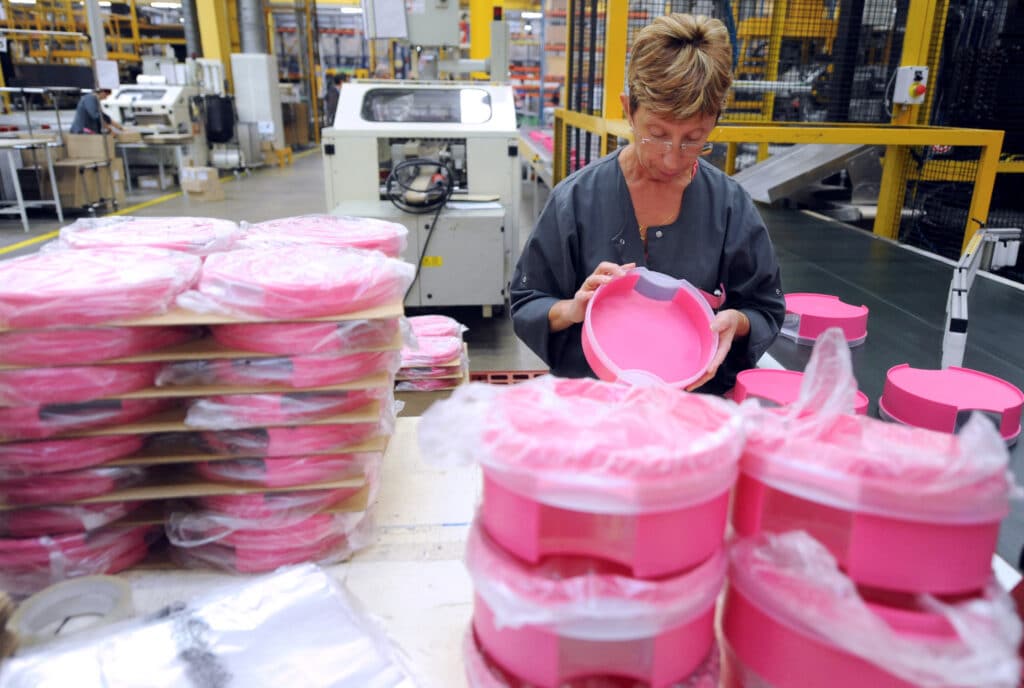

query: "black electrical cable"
xmin=384 ymin=157 xmax=455 ymax=299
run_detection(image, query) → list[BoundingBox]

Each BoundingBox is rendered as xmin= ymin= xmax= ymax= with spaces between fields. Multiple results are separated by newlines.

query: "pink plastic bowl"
xmin=0 ymin=326 xmax=194 ymax=366
xmin=211 ymin=319 xmax=400 ymax=355
xmin=781 ymin=293 xmax=869 ymax=346
xmin=729 ymin=368 xmax=869 ymax=415
xmin=479 ymin=377 xmax=743 ymax=578
xmin=468 ymin=523 xmax=726 ymax=688
xmin=583 ymin=268 xmax=717 ymax=387
xmin=880 ymin=364 xmax=1024 ymax=444
xmin=0 ymin=362 xmax=159 ymax=406
xmin=0 ymin=435 xmax=143 ymax=478
xmin=733 ymin=413 xmax=1009 ymax=594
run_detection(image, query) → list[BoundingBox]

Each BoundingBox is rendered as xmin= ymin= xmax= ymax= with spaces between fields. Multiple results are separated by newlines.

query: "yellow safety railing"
xmin=553 ymin=109 xmax=1004 ymax=254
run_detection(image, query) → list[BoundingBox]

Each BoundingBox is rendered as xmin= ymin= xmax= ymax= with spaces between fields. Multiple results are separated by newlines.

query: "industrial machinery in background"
xmin=324 ymin=81 xmax=520 ymax=315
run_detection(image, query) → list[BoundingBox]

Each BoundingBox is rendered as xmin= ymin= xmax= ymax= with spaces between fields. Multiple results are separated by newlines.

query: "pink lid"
xmin=401 ymin=335 xmax=463 ymax=368
xmin=784 ymin=293 xmax=869 ymax=342
xmin=407 ymin=315 xmax=465 ymax=338
xmin=185 ymin=389 xmax=385 ymax=430
xmin=731 ymin=368 xmax=869 ymax=415
xmin=0 ymin=466 xmax=145 ymax=506
xmin=0 ymin=362 xmax=159 ymax=406
xmin=0 ymin=326 xmax=195 ymax=366
xmin=0 ymin=434 xmax=143 ymax=478
xmin=0 ymin=398 xmax=173 ymax=441
xmin=240 ymin=214 xmax=408 ymax=257
xmin=211 ymin=318 xmax=401 ymax=355
xmin=882 ymin=365 xmax=1024 ymax=442
xmin=0 ymin=501 xmax=139 ymax=537
xmin=728 ymin=532 xmax=1022 ymax=687
xmin=59 ymin=216 xmax=241 ymax=256
xmin=0 ymin=248 xmax=201 ymax=328
xmin=466 ymin=522 xmax=725 ymax=637
xmin=177 ymin=247 xmax=414 ymax=319
xmin=195 ymin=453 xmax=374 ymax=488
xmin=583 ymin=269 xmax=717 ymax=387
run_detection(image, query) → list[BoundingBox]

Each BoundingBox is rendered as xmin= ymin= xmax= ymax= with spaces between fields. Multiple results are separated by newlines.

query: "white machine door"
xmin=412 ymin=208 xmax=506 ymax=308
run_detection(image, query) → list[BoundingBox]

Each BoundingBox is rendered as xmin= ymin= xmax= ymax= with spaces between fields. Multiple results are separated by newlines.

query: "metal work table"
xmin=116 ymin=134 xmax=193 ymax=193
xmin=0 ymin=138 xmax=64 ymax=232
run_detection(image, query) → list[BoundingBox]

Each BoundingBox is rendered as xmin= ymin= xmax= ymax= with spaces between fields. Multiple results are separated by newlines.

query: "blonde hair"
xmin=627 ymin=14 xmax=732 ymax=121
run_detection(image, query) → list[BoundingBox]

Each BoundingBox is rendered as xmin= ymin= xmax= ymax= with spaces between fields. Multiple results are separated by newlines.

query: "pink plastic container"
xmin=733 ymin=411 xmax=1011 ymax=594
xmin=0 ymin=502 xmax=139 ymax=537
xmin=880 ymin=364 xmax=1024 ymax=444
xmin=211 ymin=318 xmax=401 ymax=355
xmin=0 ymin=435 xmax=143 ymax=478
xmin=729 ymin=368 xmax=869 ymax=415
xmin=201 ymin=422 xmax=381 ymax=456
xmin=196 ymin=486 xmax=363 ymax=519
xmin=467 ymin=523 xmax=727 ymax=688
xmin=157 ymin=350 xmax=399 ymax=389
xmin=0 ymin=362 xmax=160 ymax=406
xmin=0 ymin=326 xmax=195 ymax=366
xmin=781 ymin=293 xmax=869 ymax=346
xmin=240 ymin=214 xmax=408 ymax=257
xmin=720 ymin=532 xmax=1021 ymax=688
xmin=0 ymin=247 xmax=201 ymax=328
xmin=0 ymin=466 xmax=146 ymax=507
xmin=176 ymin=246 xmax=415 ymax=319
xmin=426 ymin=377 xmax=743 ymax=578
xmin=58 ymin=216 xmax=241 ymax=256
xmin=0 ymin=525 xmax=155 ymax=597
xmin=0 ymin=398 xmax=173 ymax=441
xmin=401 ymin=335 xmax=463 ymax=368
xmin=583 ymin=268 xmax=717 ymax=387
xmin=185 ymin=389 xmax=385 ymax=430
xmin=195 ymin=453 xmax=375 ymax=488
xmin=407 ymin=315 xmax=465 ymax=339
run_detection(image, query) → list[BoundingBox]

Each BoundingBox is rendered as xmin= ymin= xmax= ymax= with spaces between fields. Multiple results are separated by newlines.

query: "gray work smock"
xmin=511 ymin=149 xmax=785 ymax=395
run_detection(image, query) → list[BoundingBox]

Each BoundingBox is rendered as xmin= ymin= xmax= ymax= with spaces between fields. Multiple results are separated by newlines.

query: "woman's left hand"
xmin=686 ymin=309 xmax=750 ymax=392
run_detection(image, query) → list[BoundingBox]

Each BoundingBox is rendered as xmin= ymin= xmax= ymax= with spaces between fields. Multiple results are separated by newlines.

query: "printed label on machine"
xmin=421 ymin=256 xmax=443 ymax=267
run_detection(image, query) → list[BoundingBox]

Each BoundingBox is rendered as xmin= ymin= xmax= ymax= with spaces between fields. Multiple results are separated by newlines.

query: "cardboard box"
xmin=282 ymin=102 xmax=310 ymax=147
xmin=115 ymin=130 xmax=144 ymax=144
xmin=19 ymin=158 xmax=103 ymax=208
xmin=137 ymin=174 xmax=171 ymax=191
xmin=99 ymin=158 xmax=126 ymax=206
xmin=17 ymin=132 xmax=64 ymax=167
xmin=65 ymin=133 xmax=115 ymax=161
xmin=180 ymin=166 xmax=224 ymax=201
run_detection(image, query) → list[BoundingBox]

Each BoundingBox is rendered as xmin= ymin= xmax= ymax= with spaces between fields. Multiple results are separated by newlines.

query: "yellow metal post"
xmin=873 ymin=145 xmax=908 ymax=240
xmin=962 ymin=130 xmax=1004 ymax=252
xmin=891 ymin=0 xmax=937 ymax=126
xmin=554 ymin=109 xmax=566 ymax=184
xmin=726 ymin=141 xmax=738 ymax=175
xmin=470 ymin=0 xmax=495 ymax=62
xmin=761 ymin=0 xmax=788 ymax=121
xmin=920 ymin=0 xmax=949 ymax=125
xmin=601 ymin=0 xmax=628 ymax=120
xmin=197 ymin=0 xmax=234 ymax=90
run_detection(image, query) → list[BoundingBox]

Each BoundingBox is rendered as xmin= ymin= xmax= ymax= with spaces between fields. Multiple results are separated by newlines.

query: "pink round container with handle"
xmin=467 ymin=522 xmax=727 ymax=688
xmin=729 ymin=368 xmax=870 ymax=415
xmin=781 ymin=293 xmax=869 ymax=346
xmin=470 ymin=376 xmax=743 ymax=578
xmin=583 ymin=268 xmax=718 ymax=388
xmin=720 ymin=532 xmax=1021 ymax=688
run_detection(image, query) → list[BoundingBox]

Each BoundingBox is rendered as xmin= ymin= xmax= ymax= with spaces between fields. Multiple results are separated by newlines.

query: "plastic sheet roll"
xmin=7 ymin=575 xmax=134 ymax=648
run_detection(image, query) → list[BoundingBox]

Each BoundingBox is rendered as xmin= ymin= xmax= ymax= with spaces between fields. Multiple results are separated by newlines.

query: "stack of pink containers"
xmin=723 ymin=330 xmax=1022 ymax=688
xmin=397 ymin=315 xmax=468 ymax=392
xmin=420 ymin=376 xmax=743 ymax=687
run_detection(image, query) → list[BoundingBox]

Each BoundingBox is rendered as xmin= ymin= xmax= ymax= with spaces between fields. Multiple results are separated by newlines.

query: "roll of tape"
xmin=8 ymin=575 xmax=133 ymax=649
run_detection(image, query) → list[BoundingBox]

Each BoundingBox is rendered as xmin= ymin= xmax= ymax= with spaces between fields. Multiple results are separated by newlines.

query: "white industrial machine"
xmin=324 ymin=81 xmax=521 ymax=313
xmin=101 ymin=79 xmax=208 ymax=167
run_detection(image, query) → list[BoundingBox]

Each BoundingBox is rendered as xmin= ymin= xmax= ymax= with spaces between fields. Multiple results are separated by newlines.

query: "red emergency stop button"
xmin=913 ymin=84 xmax=927 ymax=96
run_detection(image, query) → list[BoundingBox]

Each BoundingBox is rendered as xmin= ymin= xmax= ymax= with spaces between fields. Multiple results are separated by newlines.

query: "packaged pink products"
xmin=0 ymin=466 xmax=146 ymax=506
xmin=0 ymin=248 xmax=201 ymax=328
xmin=211 ymin=318 xmax=401 ymax=355
xmin=400 ymin=335 xmax=463 ymax=368
xmin=202 ymin=422 xmax=383 ymax=457
xmin=240 ymin=214 xmax=408 ymax=257
xmin=407 ymin=315 xmax=466 ymax=339
xmin=0 ymin=362 xmax=159 ymax=406
xmin=0 ymin=326 xmax=194 ymax=366
xmin=467 ymin=523 xmax=726 ymax=688
xmin=176 ymin=246 xmax=414 ymax=319
xmin=157 ymin=351 xmax=399 ymax=389
xmin=185 ymin=389 xmax=385 ymax=429
xmin=195 ymin=452 xmax=377 ymax=488
xmin=0 ymin=502 xmax=140 ymax=537
xmin=0 ymin=398 xmax=172 ymax=441
xmin=58 ymin=216 xmax=241 ymax=256
xmin=420 ymin=376 xmax=743 ymax=578
xmin=0 ymin=435 xmax=143 ymax=478
xmin=720 ymin=532 xmax=1021 ymax=688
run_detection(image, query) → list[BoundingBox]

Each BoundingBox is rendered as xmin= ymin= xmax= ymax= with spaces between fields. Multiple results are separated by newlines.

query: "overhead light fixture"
xmin=150 ymin=1 xmax=182 ymax=8
xmin=9 ymin=0 xmax=37 ymax=5
xmin=521 ymin=11 xmax=543 ymax=19
xmin=98 ymin=1 xmax=111 ymax=5
xmin=340 ymin=6 xmax=363 ymax=13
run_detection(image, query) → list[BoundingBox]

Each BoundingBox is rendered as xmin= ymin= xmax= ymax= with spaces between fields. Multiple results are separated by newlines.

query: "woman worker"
xmin=511 ymin=13 xmax=785 ymax=395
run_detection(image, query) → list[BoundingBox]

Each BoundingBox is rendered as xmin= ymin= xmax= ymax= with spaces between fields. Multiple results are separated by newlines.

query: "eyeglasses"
xmin=637 ymin=136 xmax=714 ymax=157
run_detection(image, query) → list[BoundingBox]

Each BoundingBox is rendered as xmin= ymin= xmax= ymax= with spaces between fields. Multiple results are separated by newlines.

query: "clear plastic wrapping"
xmin=0 ymin=435 xmax=144 ymax=478
xmin=727 ymin=531 xmax=1022 ymax=688
xmin=157 ymin=350 xmax=400 ymax=389
xmin=211 ymin=317 xmax=404 ymax=355
xmin=0 ymin=564 xmax=419 ymax=687
xmin=238 ymin=214 xmax=409 ymax=257
xmin=0 ymin=326 xmax=196 ymax=366
xmin=0 ymin=398 xmax=173 ymax=441
xmin=185 ymin=388 xmax=387 ymax=429
xmin=0 ymin=362 xmax=159 ymax=406
xmin=201 ymin=419 xmax=388 ymax=457
xmin=56 ymin=216 xmax=241 ymax=256
xmin=0 ymin=466 xmax=147 ymax=506
xmin=741 ymin=329 xmax=1014 ymax=522
xmin=0 ymin=525 xmax=156 ymax=598
xmin=466 ymin=522 xmax=726 ymax=635
xmin=176 ymin=246 xmax=415 ymax=319
xmin=0 ymin=247 xmax=202 ymax=328
xmin=397 ymin=378 xmax=461 ymax=392
xmin=194 ymin=452 xmax=379 ymax=488
xmin=170 ymin=511 xmax=374 ymax=573
xmin=0 ymin=502 xmax=140 ymax=537
xmin=408 ymin=314 xmax=467 ymax=338
xmin=401 ymin=335 xmax=464 ymax=368
xmin=420 ymin=376 xmax=745 ymax=514
xmin=196 ymin=486 xmax=365 ymax=519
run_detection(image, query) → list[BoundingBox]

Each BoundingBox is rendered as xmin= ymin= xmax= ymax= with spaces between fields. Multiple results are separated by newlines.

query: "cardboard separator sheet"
xmin=106 ymin=435 xmax=390 ymax=468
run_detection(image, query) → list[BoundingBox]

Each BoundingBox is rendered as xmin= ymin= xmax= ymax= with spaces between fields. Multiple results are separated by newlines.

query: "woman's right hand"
xmin=549 ymin=262 xmax=635 ymax=332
